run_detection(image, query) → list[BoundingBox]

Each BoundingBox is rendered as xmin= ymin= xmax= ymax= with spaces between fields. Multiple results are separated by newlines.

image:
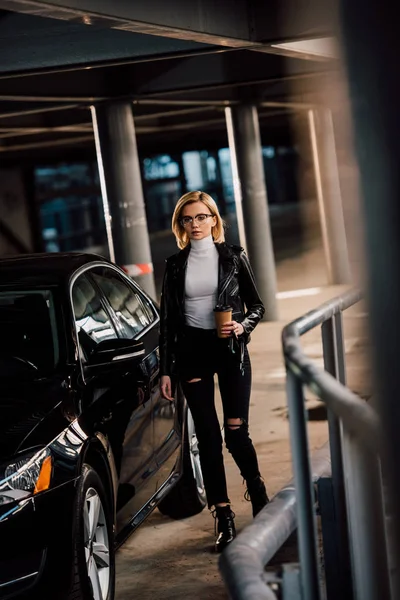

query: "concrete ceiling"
xmin=0 ymin=0 xmax=337 ymax=161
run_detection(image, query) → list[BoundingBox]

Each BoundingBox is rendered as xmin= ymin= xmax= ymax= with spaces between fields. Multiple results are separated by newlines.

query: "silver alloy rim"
xmin=187 ymin=410 xmax=205 ymax=495
xmin=83 ymin=488 xmax=110 ymax=600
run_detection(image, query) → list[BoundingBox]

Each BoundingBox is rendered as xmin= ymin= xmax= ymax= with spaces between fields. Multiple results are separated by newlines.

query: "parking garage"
xmin=0 ymin=2 xmax=399 ymax=600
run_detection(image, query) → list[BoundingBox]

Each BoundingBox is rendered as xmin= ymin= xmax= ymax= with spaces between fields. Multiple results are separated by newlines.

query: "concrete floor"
xmin=115 ymin=248 xmax=369 ymax=600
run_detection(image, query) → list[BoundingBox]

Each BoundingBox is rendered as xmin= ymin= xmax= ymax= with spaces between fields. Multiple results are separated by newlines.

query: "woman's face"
xmin=180 ymin=201 xmax=217 ymax=241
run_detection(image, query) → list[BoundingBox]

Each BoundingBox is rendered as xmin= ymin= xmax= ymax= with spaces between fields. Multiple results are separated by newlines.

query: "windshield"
xmin=0 ymin=289 xmax=59 ymax=378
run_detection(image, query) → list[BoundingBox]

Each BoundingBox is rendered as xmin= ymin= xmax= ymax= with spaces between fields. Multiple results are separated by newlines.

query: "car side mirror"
xmin=84 ymin=338 xmax=145 ymax=375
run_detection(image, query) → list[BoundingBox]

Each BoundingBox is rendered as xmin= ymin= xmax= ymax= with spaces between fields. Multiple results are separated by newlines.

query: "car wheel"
xmin=68 ymin=464 xmax=115 ymax=600
xmin=158 ymin=409 xmax=207 ymax=519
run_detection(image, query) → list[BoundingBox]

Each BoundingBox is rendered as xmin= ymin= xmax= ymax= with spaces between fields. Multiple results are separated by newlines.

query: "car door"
xmin=90 ymin=266 xmax=180 ymax=490
xmin=89 ymin=266 xmax=164 ymax=520
xmin=71 ymin=271 xmax=155 ymax=529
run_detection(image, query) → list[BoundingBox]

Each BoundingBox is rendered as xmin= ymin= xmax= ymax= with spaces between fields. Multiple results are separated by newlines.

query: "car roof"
xmin=0 ymin=252 xmax=112 ymax=287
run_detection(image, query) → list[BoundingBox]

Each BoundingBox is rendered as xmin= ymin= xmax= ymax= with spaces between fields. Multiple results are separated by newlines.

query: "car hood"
xmin=0 ymin=377 xmax=70 ymax=460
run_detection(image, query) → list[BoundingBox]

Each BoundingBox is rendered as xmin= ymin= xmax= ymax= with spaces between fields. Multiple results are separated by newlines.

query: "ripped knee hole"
xmin=226 ymin=418 xmax=244 ymax=430
xmin=187 ymin=378 xmax=202 ymax=383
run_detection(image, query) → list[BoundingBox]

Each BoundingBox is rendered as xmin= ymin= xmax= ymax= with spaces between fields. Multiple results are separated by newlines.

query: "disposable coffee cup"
xmin=214 ymin=305 xmax=232 ymax=338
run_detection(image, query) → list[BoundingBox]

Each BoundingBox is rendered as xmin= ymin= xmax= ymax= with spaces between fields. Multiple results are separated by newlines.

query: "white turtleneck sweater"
xmin=184 ymin=235 xmax=219 ymax=329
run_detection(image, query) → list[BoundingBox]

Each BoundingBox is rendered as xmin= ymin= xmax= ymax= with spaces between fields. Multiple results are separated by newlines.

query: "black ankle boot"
xmin=213 ymin=505 xmax=236 ymax=553
xmin=245 ymin=476 xmax=270 ymax=517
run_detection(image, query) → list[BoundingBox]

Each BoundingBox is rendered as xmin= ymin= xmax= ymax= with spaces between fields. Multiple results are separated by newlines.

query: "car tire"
xmin=67 ymin=464 xmax=115 ymax=600
xmin=158 ymin=409 xmax=207 ymax=519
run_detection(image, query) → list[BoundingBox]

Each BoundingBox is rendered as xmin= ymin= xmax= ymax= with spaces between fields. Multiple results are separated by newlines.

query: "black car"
xmin=0 ymin=253 xmax=206 ymax=600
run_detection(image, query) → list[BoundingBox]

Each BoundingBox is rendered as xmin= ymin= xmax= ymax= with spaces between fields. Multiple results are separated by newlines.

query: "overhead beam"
xmin=0 ymin=107 xmax=220 ymax=136
xmin=136 ymin=70 xmax=327 ymax=100
xmin=0 ymin=46 xmax=228 ymax=81
xmin=266 ymin=37 xmax=337 ymax=61
xmin=0 ymin=123 xmax=91 ymax=138
xmin=0 ymin=102 xmax=79 ymax=119
xmin=0 ymin=11 xmax=223 ymax=77
xmin=259 ymin=99 xmax=316 ymax=110
xmin=0 ymin=94 xmax=320 ymax=110
xmin=0 ymin=104 xmax=217 ymax=125
xmin=253 ymin=0 xmax=336 ymax=44
xmin=0 ymin=44 xmax=329 ymax=103
xmin=0 ymin=0 xmax=335 ymax=51
xmin=134 ymin=105 xmax=217 ymax=121
xmin=0 ymin=68 xmax=324 ymax=120
xmin=0 ymin=94 xmax=105 ymax=102
xmin=0 ymin=0 xmax=256 ymax=47
xmin=119 ymin=52 xmax=328 ymax=98
xmin=0 ymin=133 xmax=93 ymax=152
xmin=0 ymin=106 xmax=290 ymax=154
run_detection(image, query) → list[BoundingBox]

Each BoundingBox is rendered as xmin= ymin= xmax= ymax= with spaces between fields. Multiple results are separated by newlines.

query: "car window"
xmin=90 ymin=267 xmax=156 ymax=339
xmin=72 ymin=274 xmax=118 ymax=361
xmin=0 ymin=288 xmax=59 ymax=377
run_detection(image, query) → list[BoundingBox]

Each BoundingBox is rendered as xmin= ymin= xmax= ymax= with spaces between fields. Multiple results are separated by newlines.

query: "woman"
xmin=160 ymin=190 xmax=269 ymax=553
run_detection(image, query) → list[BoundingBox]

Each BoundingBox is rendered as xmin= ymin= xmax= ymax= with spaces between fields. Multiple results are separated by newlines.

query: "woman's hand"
xmin=220 ymin=321 xmax=244 ymax=337
xmin=160 ymin=375 xmax=174 ymax=401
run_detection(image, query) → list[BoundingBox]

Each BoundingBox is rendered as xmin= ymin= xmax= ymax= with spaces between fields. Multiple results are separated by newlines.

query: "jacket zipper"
xmin=218 ymin=267 xmax=235 ymax=304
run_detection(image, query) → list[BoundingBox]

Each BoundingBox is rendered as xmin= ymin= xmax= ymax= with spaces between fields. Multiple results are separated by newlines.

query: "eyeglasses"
xmin=180 ymin=213 xmax=214 ymax=226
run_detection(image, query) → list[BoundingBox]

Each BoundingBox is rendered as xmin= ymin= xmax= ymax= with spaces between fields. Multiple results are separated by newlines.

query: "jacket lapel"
xmin=215 ymin=243 xmax=236 ymax=304
xmin=174 ymin=245 xmax=190 ymax=316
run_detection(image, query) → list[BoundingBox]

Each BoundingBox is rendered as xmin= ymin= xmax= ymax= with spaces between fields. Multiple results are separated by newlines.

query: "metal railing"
xmin=220 ymin=289 xmax=391 ymax=600
xmin=219 ymin=444 xmax=331 ymax=600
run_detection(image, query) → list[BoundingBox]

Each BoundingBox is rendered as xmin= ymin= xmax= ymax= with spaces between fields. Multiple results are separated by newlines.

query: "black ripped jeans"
xmin=178 ymin=326 xmax=261 ymax=508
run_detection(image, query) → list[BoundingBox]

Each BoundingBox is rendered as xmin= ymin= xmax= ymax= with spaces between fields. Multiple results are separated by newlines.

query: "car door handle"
xmin=112 ymin=349 xmax=145 ymax=361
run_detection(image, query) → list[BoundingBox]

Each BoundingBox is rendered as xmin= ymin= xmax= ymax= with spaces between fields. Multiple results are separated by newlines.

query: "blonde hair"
xmin=172 ymin=191 xmax=225 ymax=249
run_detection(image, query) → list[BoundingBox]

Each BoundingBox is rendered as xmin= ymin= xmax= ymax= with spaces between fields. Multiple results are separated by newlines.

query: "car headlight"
xmin=0 ymin=448 xmax=53 ymax=506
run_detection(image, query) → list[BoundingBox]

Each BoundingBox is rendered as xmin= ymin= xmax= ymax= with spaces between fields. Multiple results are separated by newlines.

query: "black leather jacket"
xmin=159 ymin=242 xmax=265 ymax=377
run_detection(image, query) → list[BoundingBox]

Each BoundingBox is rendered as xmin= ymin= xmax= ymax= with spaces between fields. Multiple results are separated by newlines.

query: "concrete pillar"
xmin=308 ymin=108 xmax=352 ymax=285
xmin=226 ymin=104 xmax=278 ymax=321
xmin=91 ymin=102 xmax=156 ymax=299
xmin=340 ymin=0 xmax=400 ymax=582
